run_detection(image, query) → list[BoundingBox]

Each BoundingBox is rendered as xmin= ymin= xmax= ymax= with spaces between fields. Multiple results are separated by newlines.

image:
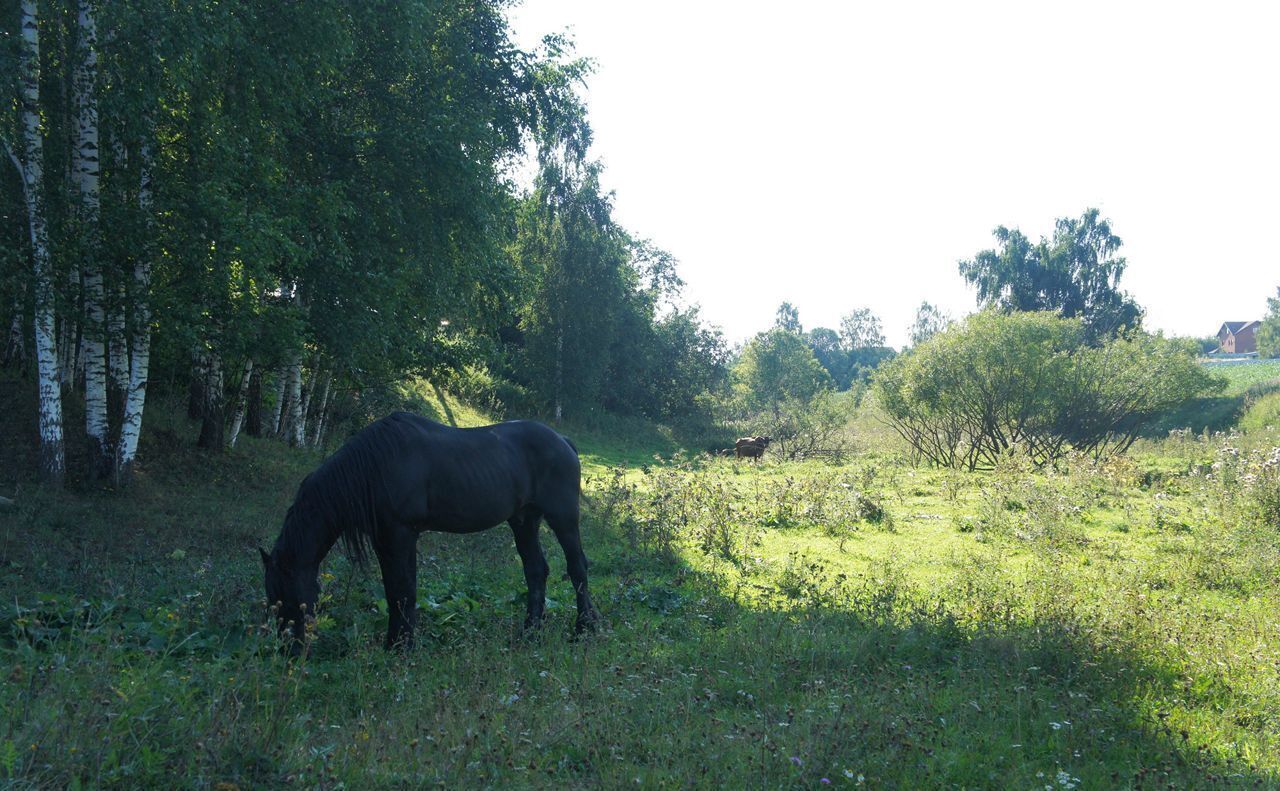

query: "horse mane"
xmin=277 ymin=414 xmax=418 ymax=567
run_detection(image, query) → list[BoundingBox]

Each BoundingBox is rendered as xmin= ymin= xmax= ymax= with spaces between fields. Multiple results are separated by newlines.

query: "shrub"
xmin=874 ymin=311 xmax=1219 ymax=469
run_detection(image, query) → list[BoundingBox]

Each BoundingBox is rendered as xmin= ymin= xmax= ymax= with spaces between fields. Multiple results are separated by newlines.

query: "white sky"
xmin=508 ymin=1 xmax=1280 ymax=349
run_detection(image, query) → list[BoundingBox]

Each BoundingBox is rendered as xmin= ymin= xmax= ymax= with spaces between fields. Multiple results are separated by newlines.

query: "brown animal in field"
xmin=734 ymin=436 xmax=772 ymax=461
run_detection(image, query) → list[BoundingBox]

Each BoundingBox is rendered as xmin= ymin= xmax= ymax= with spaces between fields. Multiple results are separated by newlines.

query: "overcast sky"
xmin=508 ymin=1 xmax=1280 ymax=348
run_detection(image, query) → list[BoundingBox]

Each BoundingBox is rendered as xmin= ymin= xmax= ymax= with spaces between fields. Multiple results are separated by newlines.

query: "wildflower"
xmin=790 ymin=756 xmax=802 ymax=766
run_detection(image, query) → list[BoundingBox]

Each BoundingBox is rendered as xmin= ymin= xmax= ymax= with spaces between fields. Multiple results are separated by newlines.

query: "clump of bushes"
xmin=875 ymin=311 xmax=1220 ymax=469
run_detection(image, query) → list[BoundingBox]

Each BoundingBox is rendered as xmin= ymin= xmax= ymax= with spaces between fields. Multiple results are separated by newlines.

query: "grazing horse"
xmin=734 ymin=435 xmax=772 ymax=461
xmin=261 ymin=412 xmax=600 ymax=652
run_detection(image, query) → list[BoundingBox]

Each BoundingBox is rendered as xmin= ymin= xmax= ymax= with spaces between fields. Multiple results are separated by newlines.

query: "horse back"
xmin=378 ymin=414 xmax=579 ymax=531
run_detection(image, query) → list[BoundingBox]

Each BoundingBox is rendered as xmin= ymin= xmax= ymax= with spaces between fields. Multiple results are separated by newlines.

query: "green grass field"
xmin=1204 ymin=358 xmax=1280 ymax=396
xmin=2 ymin=387 xmax=1279 ymax=788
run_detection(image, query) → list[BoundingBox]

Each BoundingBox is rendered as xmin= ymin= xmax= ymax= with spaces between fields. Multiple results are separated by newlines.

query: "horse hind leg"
xmin=509 ymin=507 xmax=549 ymax=631
xmin=545 ymin=507 xmax=602 ymax=634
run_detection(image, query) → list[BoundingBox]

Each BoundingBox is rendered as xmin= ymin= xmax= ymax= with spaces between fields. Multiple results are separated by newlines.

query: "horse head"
xmin=260 ymin=546 xmax=319 ymax=655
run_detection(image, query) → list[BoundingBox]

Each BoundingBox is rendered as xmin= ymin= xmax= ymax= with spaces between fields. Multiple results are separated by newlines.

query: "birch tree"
xmin=73 ymin=0 xmax=111 ymax=477
xmin=114 ymin=140 xmax=153 ymax=486
xmin=16 ymin=0 xmax=65 ymax=485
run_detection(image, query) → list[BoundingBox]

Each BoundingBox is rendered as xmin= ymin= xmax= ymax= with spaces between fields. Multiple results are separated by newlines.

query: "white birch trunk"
xmin=283 ymin=349 xmax=305 ymax=447
xmin=114 ymin=141 xmax=153 ymax=486
xmin=227 ymin=358 xmax=254 ymax=448
xmin=18 ymin=0 xmax=65 ymax=485
xmin=298 ymin=356 xmax=318 ymax=432
xmin=196 ymin=349 xmax=224 ymax=449
xmin=269 ymin=368 xmax=287 ymax=436
xmin=73 ymin=0 xmax=109 ymax=477
xmin=308 ymin=369 xmax=331 ymax=447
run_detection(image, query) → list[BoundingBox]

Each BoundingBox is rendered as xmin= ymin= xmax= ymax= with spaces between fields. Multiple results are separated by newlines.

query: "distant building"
xmin=1217 ymin=321 xmax=1260 ymax=354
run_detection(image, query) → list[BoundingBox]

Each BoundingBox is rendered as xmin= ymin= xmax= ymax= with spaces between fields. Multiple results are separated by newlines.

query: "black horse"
xmin=261 ymin=412 xmax=600 ymax=651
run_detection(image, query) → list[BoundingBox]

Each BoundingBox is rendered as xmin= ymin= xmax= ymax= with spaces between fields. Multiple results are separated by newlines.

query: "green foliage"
xmin=752 ymin=390 xmax=858 ymax=461
xmin=958 ymin=208 xmax=1143 ymax=341
xmin=876 ymin=311 xmax=1218 ymax=468
xmin=1240 ymin=392 xmax=1280 ymax=434
xmin=1 ymin=0 xmax=730 ymax=466
xmin=906 ymin=301 xmax=950 ymax=348
xmin=774 ymin=301 xmax=802 ymax=334
xmin=1258 ymin=287 xmax=1280 ymax=358
xmin=733 ymin=328 xmax=832 ymax=413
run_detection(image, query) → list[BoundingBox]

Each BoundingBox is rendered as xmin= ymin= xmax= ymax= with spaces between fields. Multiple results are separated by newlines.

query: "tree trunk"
xmin=244 ymin=366 xmax=262 ymax=437
xmin=309 ymin=368 xmax=331 ymax=447
xmin=114 ymin=141 xmax=154 ymax=487
xmin=298 ymin=355 xmax=319 ymax=435
xmin=227 ymin=358 xmax=254 ymax=448
xmin=73 ymin=0 xmax=109 ymax=478
xmin=268 ymin=368 xmax=287 ymax=437
xmin=17 ymin=0 xmax=65 ymax=486
xmin=3 ymin=306 xmax=24 ymax=369
xmin=283 ymin=349 xmax=305 ymax=447
xmin=196 ymin=349 xmax=224 ymax=450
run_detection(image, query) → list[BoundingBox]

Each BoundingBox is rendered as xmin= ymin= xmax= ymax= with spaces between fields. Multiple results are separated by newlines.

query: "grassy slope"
xmin=1153 ymin=358 xmax=1280 ymax=435
xmin=2 ymin=376 xmax=1279 ymax=788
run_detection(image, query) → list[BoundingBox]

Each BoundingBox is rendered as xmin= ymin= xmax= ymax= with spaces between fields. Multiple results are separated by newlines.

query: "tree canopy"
xmin=1 ymin=0 xmax=729 ymax=485
xmin=958 ymin=209 xmax=1143 ymax=342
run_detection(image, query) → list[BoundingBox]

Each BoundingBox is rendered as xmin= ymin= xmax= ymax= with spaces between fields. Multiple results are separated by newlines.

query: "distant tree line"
xmin=0 ymin=0 xmax=728 ymax=488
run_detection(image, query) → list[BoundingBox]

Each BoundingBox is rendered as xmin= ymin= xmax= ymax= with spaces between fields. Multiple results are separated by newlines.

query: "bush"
xmin=748 ymin=390 xmax=858 ymax=461
xmin=874 ymin=311 xmax=1219 ymax=469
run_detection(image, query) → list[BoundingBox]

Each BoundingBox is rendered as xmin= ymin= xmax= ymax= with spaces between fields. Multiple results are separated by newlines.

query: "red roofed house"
xmin=1217 ymin=321 xmax=1260 ymax=354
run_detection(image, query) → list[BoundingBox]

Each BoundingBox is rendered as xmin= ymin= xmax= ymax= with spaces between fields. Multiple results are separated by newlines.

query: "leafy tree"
xmin=805 ymin=326 xmax=846 ymax=385
xmin=958 ymin=208 xmax=1143 ymax=341
xmin=1258 ymin=288 xmax=1280 ymax=358
xmin=875 ymin=311 xmax=1218 ymax=469
xmin=907 ymin=301 xmax=950 ymax=347
xmin=775 ymin=301 xmax=802 ymax=334
xmin=839 ymin=307 xmax=884 ymax=351
xmin=733 ymin=328 xmax=832 ymax=415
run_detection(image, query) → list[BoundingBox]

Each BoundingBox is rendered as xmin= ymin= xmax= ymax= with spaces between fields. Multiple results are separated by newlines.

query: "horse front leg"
xmin=510 ymin=509 xmax=549 ymax=631
xmin=375 ymin=528 xmax=418 ymax=650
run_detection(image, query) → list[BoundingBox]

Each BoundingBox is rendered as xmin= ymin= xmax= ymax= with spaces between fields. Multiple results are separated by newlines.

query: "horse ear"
xmin=259 ymin=547 xmax=273 ymax=568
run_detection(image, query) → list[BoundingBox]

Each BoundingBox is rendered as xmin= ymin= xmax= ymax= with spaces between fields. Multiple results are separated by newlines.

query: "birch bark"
xmin=114 ymin=141 xmax=153 ymax=485
xmin=308 ymin=368 xmax=331 ymax=447
xmin=18 ymin=0 xmax=65 ymax=486
xmin=72 ymin=0 xmax=110 ymax=477
xmin=268 ymin=369 xmax=287 ymax=436
xmin=282 ymin=349 xmax=305 ymax=447
xmin=196 ymin=350 xmax=225 ymax=449
xmin=227 ymin=358 xmax=254 ymax=448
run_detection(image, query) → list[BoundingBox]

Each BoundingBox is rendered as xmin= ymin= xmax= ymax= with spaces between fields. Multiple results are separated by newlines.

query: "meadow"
xmin=2 ymin=390 xmax=1280 ymax=788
